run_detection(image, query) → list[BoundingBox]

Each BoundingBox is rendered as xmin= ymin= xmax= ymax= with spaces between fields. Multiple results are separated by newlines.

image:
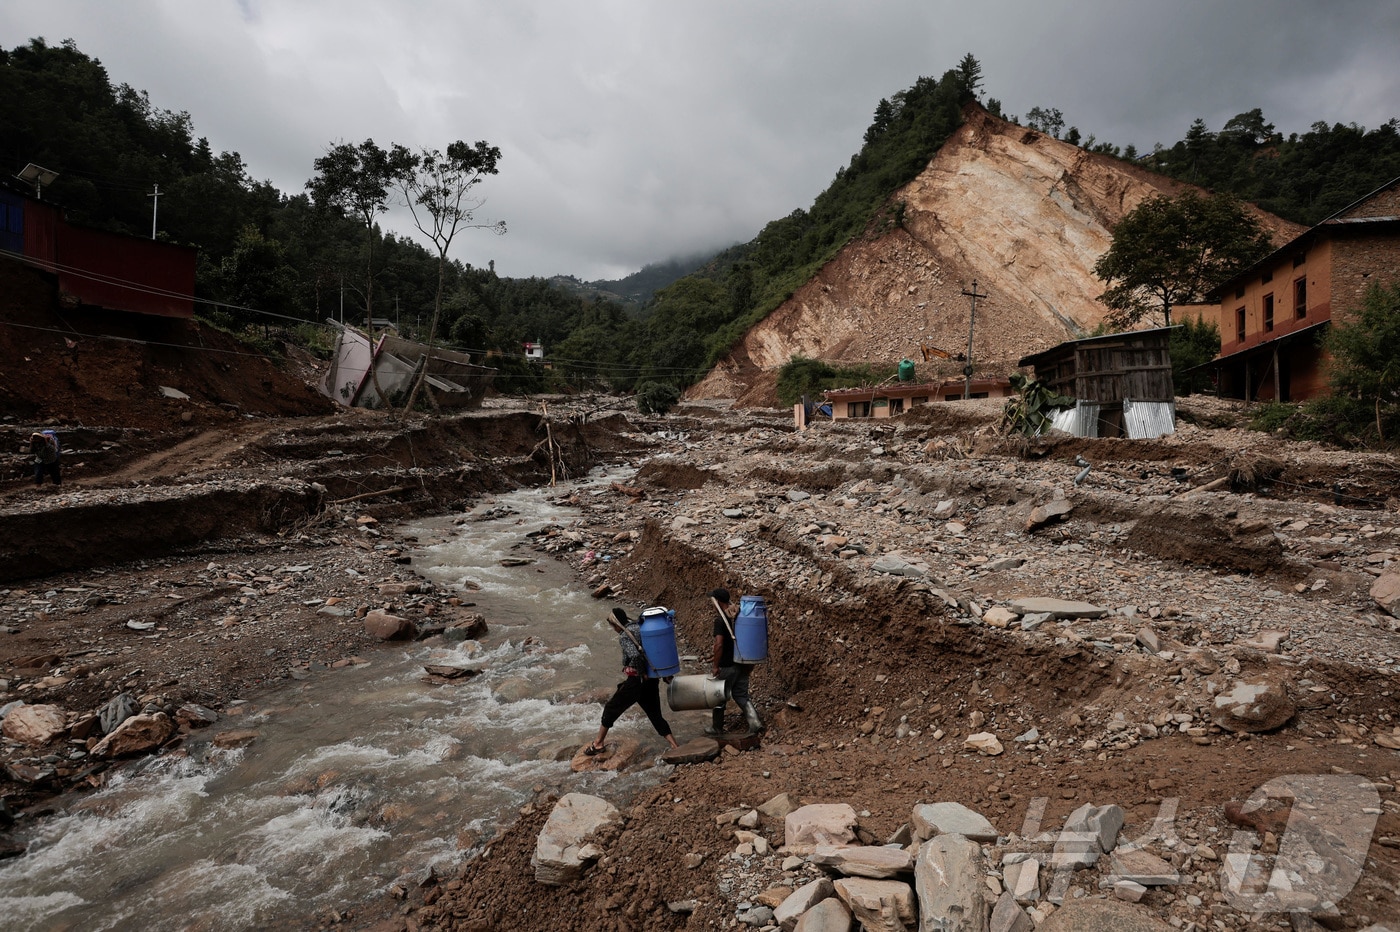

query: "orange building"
xmin=1202 ymin=176 xmax=1400 ymax=402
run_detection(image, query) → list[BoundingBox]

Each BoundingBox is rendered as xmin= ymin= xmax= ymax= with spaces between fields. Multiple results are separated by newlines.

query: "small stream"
xmin=0 ymin=469 xmax=691 ymax=931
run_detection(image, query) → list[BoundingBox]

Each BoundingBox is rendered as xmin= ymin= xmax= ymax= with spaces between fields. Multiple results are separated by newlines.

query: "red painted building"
xmin=0 ymin=187 xmax=196 ymax=318
xmin=1202 ymin=177 xmax=1400 ymax=402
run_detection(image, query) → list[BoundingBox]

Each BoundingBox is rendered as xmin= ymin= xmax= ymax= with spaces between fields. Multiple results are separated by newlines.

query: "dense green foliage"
xmin=774 ymin=356 xmax=896 ymax=406
xmin=1142 ymin=110 xmax=1400 ymax=225
xmin=776 ymin=356 xmax=839 ymax=406
xmin=1002 ymin=372 xmax=1074 ymax=436
xmin=1244 ymin=285 xmax=1400 ymax=447
xmin=1322 ymin=281 xmax=1400 ymax=442
xmin=1093 ymin=190 xmax=1273 ymax=329
xmin=634 ymin=381 xmax=680 ymax=415
xmin=0 ymin=38 xmax=664 ymax=395
xmin=1169 ymin=317 xmax=1222 ymax=396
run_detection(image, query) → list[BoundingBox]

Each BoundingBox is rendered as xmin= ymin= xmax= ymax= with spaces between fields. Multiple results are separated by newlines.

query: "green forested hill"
xmin=5 ymin=38 xmax=1397 ymax=397
xmin=1142 ymin=109 xmax=1400 ymax=225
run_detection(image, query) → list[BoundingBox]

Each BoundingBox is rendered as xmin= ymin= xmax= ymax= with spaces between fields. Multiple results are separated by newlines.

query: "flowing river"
xmin=0 ymin=469 xmax=693 ymax=931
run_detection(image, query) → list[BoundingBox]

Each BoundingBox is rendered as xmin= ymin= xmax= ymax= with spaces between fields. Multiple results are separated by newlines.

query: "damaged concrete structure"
xmin=319 ymin=322 xmax=495 ymax=410
xmin=1018 ymin=328 xmax=1176 ymax=439
xmin=821 ymin=377 xmax=1015 ymax=420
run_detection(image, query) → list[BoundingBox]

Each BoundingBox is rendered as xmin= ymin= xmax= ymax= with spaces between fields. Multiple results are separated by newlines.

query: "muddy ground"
xmin=2 ymin=309 xmax=1400 ymax=932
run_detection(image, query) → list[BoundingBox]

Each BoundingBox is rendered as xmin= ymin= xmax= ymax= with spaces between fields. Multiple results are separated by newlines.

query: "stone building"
xmin=1202 ymin=176 xmax=1400 ymax=402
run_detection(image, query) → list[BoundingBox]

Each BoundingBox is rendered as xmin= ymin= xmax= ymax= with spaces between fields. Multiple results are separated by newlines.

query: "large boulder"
xmin=1052 ymin=804 xmax=1124 ymax=870
xmin=810 ymin=844 xmax=913 ymax=879
xmin=1371 ymin=570 xmax=1400 ymax=616
xmin=912 ymin=802 xmax=999 ymax=843
xmin=784 ymin=803 xmax=859 ymax=854
xmin=990 ymin=891 xmax=1034 ymax=932
xmin=532 ymin=793 xmax=622 ymax=886
xmin=364 ymin=611 xmax=418 ymax=640
xmin=91 ymin=712 xmax=174 ymax=758
xmin=1007 ymin=597 xmax=1106 ymax=619
xmin=916 ymin=834 xmax=988 ymax=931
xmin=833 ymin=877 xmax=916 ymax=931
xmin=793 ymin=897 xmax=854 ymax=932
xmin=773 ymin=878 xmax=833 ymax=931
xmin=1 ymin=704 xmax=67 ymax=746
xmin=1211 ymin=676 xmax=1296 ymax=733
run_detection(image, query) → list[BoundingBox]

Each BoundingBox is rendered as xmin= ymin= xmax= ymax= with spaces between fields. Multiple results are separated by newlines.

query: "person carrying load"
xmin=29 ymin=430 xmax=61 ymax=486
xmin=584 ymin=607 xmax=680 ymax=756
xmin=708 ymin=588 xmax=764 ymax=736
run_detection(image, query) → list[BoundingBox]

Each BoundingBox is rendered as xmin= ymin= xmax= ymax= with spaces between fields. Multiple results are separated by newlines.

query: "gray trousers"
xmin=713 ymin=663 xmax=762 ymax=731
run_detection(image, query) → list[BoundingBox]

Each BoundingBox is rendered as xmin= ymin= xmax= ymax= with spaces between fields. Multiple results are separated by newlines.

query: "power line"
xmin=0 ymin=318 xmax=291 ymax=358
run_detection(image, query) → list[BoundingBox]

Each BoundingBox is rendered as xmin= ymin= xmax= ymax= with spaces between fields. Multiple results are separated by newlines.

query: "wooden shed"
xmin=1017 ymin=327 xmax=1176 ymax=438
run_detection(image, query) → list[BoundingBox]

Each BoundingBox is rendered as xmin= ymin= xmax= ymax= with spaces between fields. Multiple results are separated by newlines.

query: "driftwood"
xmin=1173 ymin=476 xmax=1229 ymax=500
xmin=610 ymin=481 xmax=645 ymax=499
xmin=330 ymin=485 xmax=414 ymax=505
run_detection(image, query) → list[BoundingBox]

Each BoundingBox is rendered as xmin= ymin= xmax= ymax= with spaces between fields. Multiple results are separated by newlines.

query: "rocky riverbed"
xmin=3 ymin=396 xmax=1400 ymax=932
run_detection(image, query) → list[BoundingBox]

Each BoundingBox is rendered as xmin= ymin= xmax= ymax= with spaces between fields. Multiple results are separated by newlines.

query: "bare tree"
xmin=391 ymin=140 xmax=506 ymax=411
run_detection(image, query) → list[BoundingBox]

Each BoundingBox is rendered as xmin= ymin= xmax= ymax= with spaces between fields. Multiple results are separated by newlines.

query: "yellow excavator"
xmin=919 ymin=343 xmax=966 ymax=362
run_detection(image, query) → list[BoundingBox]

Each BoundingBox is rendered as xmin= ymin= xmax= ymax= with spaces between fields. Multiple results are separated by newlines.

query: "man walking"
xmin=708 ymin=588 xmax=763 ymax=736
xmin=30 ymin=430 xmax=60 ymax=487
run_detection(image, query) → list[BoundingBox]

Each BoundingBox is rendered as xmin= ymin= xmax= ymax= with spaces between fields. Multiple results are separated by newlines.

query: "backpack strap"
xmin=711 ymin=597 xmax=737 ymax=641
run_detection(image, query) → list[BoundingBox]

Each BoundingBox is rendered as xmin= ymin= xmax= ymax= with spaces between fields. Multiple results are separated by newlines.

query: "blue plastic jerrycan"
xmin=734 ymin=595 xmax=769 ymax=664
xmin=638 ymin=606 xmax=681 ymax=677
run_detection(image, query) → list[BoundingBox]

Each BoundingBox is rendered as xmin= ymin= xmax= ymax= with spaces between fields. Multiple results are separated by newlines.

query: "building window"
xmin=847 ymin=401 xmax=870 ymax=418
xmin=1295 ymin=277 xmax=1307 ymax=318
xmin=1236 ymin=307 xmax=1246 ymax=342
xmin=911 ymin=396 xmax=929 ymax=406
xmin=889 ymin=398 xmax=905 ymax=415
xmin=1261 ymin=270 xmax=1272 ymax=284
xmin=1292 ymin=251 xmax=1306 ymax=268
xmin=1235 ymin=286 xmax=1245 ymax=299
xmin=1263 ymin=293 xmax=1274 ymax=332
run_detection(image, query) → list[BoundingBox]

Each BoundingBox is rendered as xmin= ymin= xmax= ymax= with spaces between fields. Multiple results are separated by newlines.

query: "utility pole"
xmin=148 ymin=184 xmax=160 ymax=239
xmin=961 ymin=280 xmax=987 ymax=400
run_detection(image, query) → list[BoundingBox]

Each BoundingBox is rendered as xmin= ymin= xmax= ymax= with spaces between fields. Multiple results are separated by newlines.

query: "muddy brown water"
xmin=0 ymin=470 xmax=701 ymax=931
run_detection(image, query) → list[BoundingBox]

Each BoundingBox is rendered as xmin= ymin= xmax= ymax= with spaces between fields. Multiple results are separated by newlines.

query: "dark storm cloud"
xmin=4 ymin=1 xmax=1396 ymax=279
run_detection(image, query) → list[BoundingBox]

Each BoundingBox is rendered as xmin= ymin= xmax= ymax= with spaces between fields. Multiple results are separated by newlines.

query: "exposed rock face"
xmin=1 ymin=704 xmax=67 ymax=746
xmin=690 ymin=105 xmax=1303 ymax=406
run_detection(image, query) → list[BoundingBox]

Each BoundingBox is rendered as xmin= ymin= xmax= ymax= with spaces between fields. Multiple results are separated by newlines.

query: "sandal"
xmin=583 ymin=743 xmax=606 ymax=756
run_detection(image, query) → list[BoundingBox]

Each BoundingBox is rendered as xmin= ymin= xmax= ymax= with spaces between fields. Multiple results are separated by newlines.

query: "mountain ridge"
xmin=688 ymin=105 xmax=1305 ymax=405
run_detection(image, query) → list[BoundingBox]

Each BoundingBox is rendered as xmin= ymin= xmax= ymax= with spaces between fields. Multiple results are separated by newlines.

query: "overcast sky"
xmin=4 ymin=1 xmax=1397 ymax=281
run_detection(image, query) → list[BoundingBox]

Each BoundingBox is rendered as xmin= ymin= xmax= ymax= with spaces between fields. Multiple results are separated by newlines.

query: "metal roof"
xmin=1018 ymin=326 xmax=1177 ymax=368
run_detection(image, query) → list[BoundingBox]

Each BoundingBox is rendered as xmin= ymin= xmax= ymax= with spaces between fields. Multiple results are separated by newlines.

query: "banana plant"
xmin=1003 ymin=372 xmax=1075 ymax=436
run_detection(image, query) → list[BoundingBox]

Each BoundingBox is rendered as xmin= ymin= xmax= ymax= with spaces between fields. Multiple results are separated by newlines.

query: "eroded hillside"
xmin=691 ymin=107 xmax=1304 ymax=406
